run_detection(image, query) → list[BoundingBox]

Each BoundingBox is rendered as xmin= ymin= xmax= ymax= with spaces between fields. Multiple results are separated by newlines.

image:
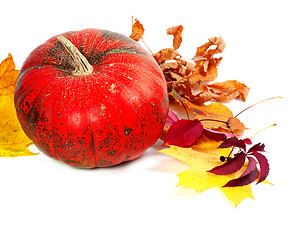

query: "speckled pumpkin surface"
xmin=14 ymin=29 xmax=169 ymax=168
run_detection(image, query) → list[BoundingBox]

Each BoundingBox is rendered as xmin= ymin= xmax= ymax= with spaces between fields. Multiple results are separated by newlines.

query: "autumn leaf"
xmin=166 ymin=25 xmax=184 ymax=50
xmin=182 ymin=80 xmax=249 ymax=104
xmin=129 ymin=18 xmax=144 ymax=41
xmin=193 ymin=36 xmax=226 ymax=60
xmin=152 ymin=48 xmax=181 ymax=65
xmin=151 ymin=27 xmax=249 ymax=105
xmin=217 ymin=136 xmax=250 ymax=151
xmin=131 ymin=19 xmax=273 ymax=206
xmin=0 ymin=54 xmax=36 ymax=157
xmin=223 ymin=163 xmax=258 ymax=188
xmin=163 ymin=107 xmax=234 ymax=145
xmin=163 ymin=119 xmax=203 ymax=147
xmin=159 ymin=136 xmax=256 ymax=207
xmin=208 ymin=139 xmax=270 ymax=186
xmin=165 ymin=109 xmax=179 ymax=127
xmin=208 ymin=151 xmax=246 ymax=175
xmin=171 ymin=94 xmax=247 ymax=135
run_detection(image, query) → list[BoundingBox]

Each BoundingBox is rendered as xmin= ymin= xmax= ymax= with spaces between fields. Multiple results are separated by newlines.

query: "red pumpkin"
xmin=14 ymin=29 xmax=168 ymax=168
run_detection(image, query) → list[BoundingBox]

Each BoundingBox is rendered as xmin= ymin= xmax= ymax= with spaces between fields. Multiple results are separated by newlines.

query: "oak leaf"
xmin=0 ymin=54 xmax=36 ymax=157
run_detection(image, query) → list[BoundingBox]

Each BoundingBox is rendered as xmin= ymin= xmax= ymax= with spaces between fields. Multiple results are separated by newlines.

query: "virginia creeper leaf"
xmin=222 ymin=168 xmax=259 ymax=187
xmin=248 ymin=142 xmax=266 ymax=153
xmin=163 ymin=119 xmax=203 ymax=147
xmin=202 ymin=128 xmax=233 ymax=142
xmin=243 ymin=138 xmax=252 ymax=145
xmin=208 ymin=152 xmax=246 ymax=175
xmin=249 ymin=151 xmax=269 ymax=183
xmin=165 ymin=109 xmax=179 ymax=127
xmin=159 ymin=140 xmax=255 ymax=207
xmin=241 ymin=156 xmax=257 ymax=177
xmin=217 ymin=136 xmax=247 ymax=150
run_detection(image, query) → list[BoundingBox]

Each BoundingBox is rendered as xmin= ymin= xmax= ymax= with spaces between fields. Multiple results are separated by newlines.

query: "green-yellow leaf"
xmin=0 ymin=54 xmax=36 ymax=157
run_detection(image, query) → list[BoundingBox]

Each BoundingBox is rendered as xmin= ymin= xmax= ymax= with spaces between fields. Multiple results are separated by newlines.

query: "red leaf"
xmin=165 ymin=109 xmax=179 ymax=127
xmin=243 ymin=138 xmax=252 ymax=145
xmin=222 ymin=168 xmax=259 ymax=187
xmin=202 ymin=128 xmax=234 ymax=141
xmin=248 ymin=143 xmax=265 ymax=154
xmin=241 ymin=156 xmax=257 ymax=177
xmin=208 ymin=152 xmax=246 ymax=175
xmin=249 ymin=151 xmax=269 ymax=183
xmin=163 ymin=119 xmax=203 ymax=147
xmin=218 ymin=136 xmax=246 ymax=151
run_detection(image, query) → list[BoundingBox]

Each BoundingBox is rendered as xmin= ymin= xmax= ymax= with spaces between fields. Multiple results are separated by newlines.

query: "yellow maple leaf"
xmin=0 ymin=54 xmax=36 ymax=157
xmin=159 ymin=136 xmax=255 ymax=207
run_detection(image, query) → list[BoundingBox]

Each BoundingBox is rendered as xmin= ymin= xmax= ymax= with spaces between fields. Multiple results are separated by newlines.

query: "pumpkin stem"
xmin=57 ymin=35 xmax=93 ymax=76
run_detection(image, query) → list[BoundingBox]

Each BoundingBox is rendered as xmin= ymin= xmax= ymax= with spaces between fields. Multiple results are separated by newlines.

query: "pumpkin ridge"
xmin=15 ymin=29 xmax=169 ymax=168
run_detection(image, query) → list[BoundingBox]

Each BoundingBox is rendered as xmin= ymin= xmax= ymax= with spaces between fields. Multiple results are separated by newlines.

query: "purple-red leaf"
xmin=243 ymin=138 xmax=252 ymax=145
xmin=241 ymin=156 xmax=257 ymax=177
xmin=163 ymin=119 xmax=203 ymax=147
xmin=165 ymin=109 xmax=179 ymax=127
xmin=249 ymin=151 xmax=269 ymax=183
xmin=222 ymin=168 xmax=259 ymax=187
xmin=218 ymin=136 xmax=246 ymax=150
xmin=202 ymin=128 xmax=234 ymax=142
xmin=208 ymin=152 xmax=246 ymax=175
xmin=248 ymin=143 xmax=266 ymax=154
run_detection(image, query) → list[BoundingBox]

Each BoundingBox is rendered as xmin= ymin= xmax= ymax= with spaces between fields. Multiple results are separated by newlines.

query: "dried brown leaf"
xmin=194 ymin=36 xmax=226 ymax=60
xmin=152 ymin=48 xmax=180 ymax=65
xmin=178 ymin=80 xmax=250 ymax=104
xmin=166 ymin=25 xmax=184 ymax=50
xmin=209 ymin=80 xmax=250 ymax=102
xmin=129 ymin=18 xmax=144 ymax=41
xmin=149 ymin=25 xmax=248 ymax=106
xmin=188 ymin=62 xmax=218 ymax=82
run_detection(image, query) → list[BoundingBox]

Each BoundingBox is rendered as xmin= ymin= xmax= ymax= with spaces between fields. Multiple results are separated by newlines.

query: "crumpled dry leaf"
xmin=0 ymin=54 xmax=36 ymax=157
xmin=193 ymin=36 xmax=226 ymax=60
xmin=129 ymin=18 xmax=144 ymax=41
xmin=151 ymin=29 xmax=249 ymax=105
xmin=181 ymin=80 xmax=250 ymax=104
xmin=152 ymin=48 xmax=181 ymax=65
xmin=166 ymin=25 xmax=184 ymax=50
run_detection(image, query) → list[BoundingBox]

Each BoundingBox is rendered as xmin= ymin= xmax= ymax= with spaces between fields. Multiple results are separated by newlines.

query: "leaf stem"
xmin=199 ymin=118 xmax=233 ymax=134
xmin=181 ymin=100 xmax=190 ymax=120
xmin=141 ymin=37 xmax=153 ymax=54
xmin=250 ymin=123 xmax=277 ymax=139
xmin=234 ymin=96 xmax=283 ymax=118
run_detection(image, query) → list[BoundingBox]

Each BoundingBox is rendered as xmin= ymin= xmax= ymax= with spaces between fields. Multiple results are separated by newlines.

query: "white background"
xmin=0 ymin=0 xmax=299 ymax=239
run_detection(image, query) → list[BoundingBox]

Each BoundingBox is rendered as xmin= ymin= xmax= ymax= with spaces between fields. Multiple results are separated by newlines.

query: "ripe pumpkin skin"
xmin=15 ymin=29 xmax=169 ymax=168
